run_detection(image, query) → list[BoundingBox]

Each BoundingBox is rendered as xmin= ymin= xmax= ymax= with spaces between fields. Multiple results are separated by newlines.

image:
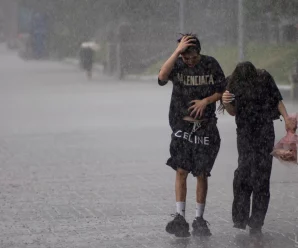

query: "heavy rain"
xmin=0 ymin=0 xmax=298 ymax=247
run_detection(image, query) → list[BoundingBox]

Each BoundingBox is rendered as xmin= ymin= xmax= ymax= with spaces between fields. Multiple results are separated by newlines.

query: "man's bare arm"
xmin=158 ymin=36 xmax=196 ymax=83
xmin=205 ymin=92 xmax=222 ymax=105
xmin=158 ymin=50 xmax=180 ymax=81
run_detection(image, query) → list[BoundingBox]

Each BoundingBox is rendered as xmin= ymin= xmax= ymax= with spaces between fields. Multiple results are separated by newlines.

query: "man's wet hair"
xmin=177 ymin=33 xmax=201 ymax=54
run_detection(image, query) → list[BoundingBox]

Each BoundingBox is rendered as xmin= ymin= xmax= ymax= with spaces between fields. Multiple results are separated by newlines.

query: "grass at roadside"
xmin=146 ymin=43 xmax=298 ymax=84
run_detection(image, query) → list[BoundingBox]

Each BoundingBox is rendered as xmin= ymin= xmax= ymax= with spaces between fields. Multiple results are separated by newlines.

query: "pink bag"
xmin=271 ymin=114 xmax=298 ymax=166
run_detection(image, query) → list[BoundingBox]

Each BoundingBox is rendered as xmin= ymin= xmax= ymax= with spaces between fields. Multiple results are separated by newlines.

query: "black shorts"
xmin=166 ymin=119 xmax=221 ymax=177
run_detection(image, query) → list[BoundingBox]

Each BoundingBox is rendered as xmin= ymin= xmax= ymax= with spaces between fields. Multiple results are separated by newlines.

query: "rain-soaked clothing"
xmin=229 ymin=70 xmax=283 ymax=228
xmin=159 ymin=56 xmax=226 ymax=131
xmin=158 ymin=55 xmax=225 ymax=177
xmin=229 ymin=70 xmax=282 ymax=128
xmin=233 ymin=123 xmax=275 ymax=228
xmin=167 ymin=119 xmax=221 ymax=177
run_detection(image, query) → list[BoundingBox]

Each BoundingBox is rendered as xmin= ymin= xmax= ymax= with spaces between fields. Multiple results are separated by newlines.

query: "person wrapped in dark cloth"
xmin=221 ymin=61 xmax=297 ymax=236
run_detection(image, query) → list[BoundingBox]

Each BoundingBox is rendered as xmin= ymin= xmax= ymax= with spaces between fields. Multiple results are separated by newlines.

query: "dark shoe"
xmin=248 ymin=219 xmax=263 ymax=237
xmin=233 ymin=222 xmax=246 ymax=230
xmin=249 ymin=227 xmax=263 ymax=237
xmin=166 ymin=213 xmax=190 ymax=237
xmin=192 ymin=217 xmax=212 ymax=236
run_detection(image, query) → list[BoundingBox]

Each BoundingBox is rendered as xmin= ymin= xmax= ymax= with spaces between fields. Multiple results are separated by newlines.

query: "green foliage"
xmin=147 ymin=43 xmax=298 ymax=84
xmin=19 ymin=0 xmax=121 ymax=57
xmin=19 ymin=0 xmax=298 ymax=60
xmin=204 ymin=43 xmax=298 ymax=84
xmin=245 ymin=0 xmax=298 ymax=17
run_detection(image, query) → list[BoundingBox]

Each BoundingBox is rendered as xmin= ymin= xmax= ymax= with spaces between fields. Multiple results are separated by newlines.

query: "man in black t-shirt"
xmin=158 ymin=34 xmax=225 ymax=237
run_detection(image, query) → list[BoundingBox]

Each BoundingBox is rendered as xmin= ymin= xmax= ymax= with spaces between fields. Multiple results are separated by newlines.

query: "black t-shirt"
xmin=158 ymin=55 xmax=226 ymax=130
xmin=227 ymin=69 xmax=283 ymax=127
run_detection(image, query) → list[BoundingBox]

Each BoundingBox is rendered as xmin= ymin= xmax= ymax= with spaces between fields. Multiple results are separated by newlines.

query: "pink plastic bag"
xmin=271 ymin=114 xmax=298 ymax=166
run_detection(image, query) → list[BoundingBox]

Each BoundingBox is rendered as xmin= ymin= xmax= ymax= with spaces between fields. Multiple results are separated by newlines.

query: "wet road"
xmin=0 ymin=46 xmax=297 ymax=248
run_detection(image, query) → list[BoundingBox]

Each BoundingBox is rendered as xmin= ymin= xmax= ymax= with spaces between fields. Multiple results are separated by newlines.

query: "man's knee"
xmin=196 ymin=173 xmax=208 ymax=182
xmin=176 ymin=168 xmax=188 ymax=180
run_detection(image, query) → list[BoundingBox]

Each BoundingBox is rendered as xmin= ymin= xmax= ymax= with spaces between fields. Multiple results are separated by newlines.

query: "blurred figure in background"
xmin=79 ymin=41 xmax=99 ymax=80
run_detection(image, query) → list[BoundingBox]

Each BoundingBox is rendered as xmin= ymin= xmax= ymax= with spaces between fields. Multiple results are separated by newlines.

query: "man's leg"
xmin=191 ymin=124 xmax=220 ymax=236
xmin=165 ymin=123 xmax=192 ymax=237
xmin=196 ymin=174 xmax=207 ymax=217
xmin=166 ymin=168 xmax=190 ymax=237
xmin=175 ymin=168 xmax=188 ymax=216
xmin=192 ymin=174 xmax=212 ymax=236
